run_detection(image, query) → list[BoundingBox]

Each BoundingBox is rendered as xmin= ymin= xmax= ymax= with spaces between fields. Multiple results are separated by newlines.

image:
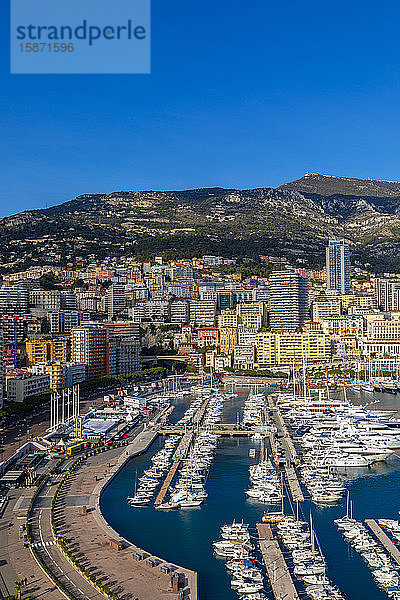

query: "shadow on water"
xmin=101 ymin=387 xmax=400 ymax=600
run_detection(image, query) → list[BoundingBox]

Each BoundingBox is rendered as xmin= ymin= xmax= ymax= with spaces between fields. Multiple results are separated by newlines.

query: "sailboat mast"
xmin=310 ymin=512 xmax=315 ymax=555
xmin=293 ymin=359 xmax=296 ymax=401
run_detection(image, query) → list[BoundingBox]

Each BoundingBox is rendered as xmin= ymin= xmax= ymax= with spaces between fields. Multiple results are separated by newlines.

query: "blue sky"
xmin=1 ymin=0 xmax=400 ymax=216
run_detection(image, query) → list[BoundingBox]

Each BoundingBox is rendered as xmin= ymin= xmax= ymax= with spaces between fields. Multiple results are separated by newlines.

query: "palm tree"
xmin=14 ymin=579 xmax=25 ymax=599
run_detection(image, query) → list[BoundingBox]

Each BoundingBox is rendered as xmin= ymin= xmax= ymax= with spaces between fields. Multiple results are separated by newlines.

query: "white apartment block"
xmin=6 ymin=373 xmax=50 ymax=403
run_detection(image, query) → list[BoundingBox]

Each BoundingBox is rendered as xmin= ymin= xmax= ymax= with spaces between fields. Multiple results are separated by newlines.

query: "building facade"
xmin=326 ymin=239 xmax=350 ymax=295
xmin=269 ymin=271 xmax=308 ymax=331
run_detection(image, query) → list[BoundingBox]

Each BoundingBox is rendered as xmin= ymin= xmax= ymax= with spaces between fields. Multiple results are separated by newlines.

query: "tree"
xmin=38 ymin=273 xmax=60 ymax=290
xmin=15 ymin=579 xmax=25 ymax=599
xmin=72 ymin=278 xmax=86 ymax=289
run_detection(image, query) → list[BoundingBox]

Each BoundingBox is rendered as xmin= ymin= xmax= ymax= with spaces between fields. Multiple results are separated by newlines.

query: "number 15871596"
xmin=19 ymin=43 xmax=74 ymax=52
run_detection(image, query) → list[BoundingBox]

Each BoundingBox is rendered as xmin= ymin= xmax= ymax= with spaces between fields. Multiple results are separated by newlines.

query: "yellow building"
xmin=26 ymin=338 xmax=68 ymax=366
xmin=31 ymin=361 xmax=66 ymax=391
xmin=219 ymin=327 xmax=237 ymax=354
xmin=44 ymin=362 xmax=66 ymax=391
xmin=299 ymin=331 xmax=329 ymax=364
xmin=341 ymin=294 xmax=376 ymax=311
xmin=218 ymin=308 xmax=239 ymax=328
xmin=256 ymin=331 xmax=329 ymax=367
xmin=26 ymin=340 xmax=48 ymax=364
xmin=236 ymin=302 xmax=265 ymax=329
xmin=256 ymin=332 xmax=277 ymax=366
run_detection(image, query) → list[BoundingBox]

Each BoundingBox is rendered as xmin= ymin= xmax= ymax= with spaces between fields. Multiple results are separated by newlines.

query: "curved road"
xmin=29 ymin=461 xmax=105 ymax=600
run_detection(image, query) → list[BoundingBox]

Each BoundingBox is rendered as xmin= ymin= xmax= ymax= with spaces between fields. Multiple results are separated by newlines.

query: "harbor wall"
xmin=92 ymin=427 xmax=198 ymax=600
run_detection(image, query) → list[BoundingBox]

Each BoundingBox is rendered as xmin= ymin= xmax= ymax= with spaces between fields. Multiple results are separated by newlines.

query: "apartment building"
xmin=107 ymin=283 xmax=126 ymax=319
xmin=29 ymin=289 xmax=61 ymax=310
xmin=256 ymin=331 xmax=329 ymax=366
xmin=189 ymin=299 xmax=216 ymax=326
xmin=375 ymin=278 xmax=400 ymax=311
xmin=219 ymin=327 xmax=237 ymax=354
xmin=269 ymin=272 xmax=308 ymax=331
xmin=237 ymin=326 xmax=258 ymax=347
xmin=236 ymin=302 xmax=265 ymax=329
xmin=326 ymin=239 xmax=350 ymax=295
xmin=0 ymin=286 xmax=29 ymax=314
xmin=321 ymin=316 xmax=364 ymax=337
xmin=71 ymin=325 xmax=109 ymax=379
xmin=26 ymin=338 xmax=68 ymax=365
xmin=49 ymin=310 xmax=91 ymax=334
xmin=312 ymin=298 xmax=341 ymax=322
xmin=233 ymin=345 xmax=255 ymax=370
xmin=218 ymin=308 xmax=239 ymax=329
xmin=6 ymin=371 xmax=50 ymax=402
xmin=197 ymin=327 xmax=219 ymax=347
xmin=169 ymin=300 xmax=189 ymax=324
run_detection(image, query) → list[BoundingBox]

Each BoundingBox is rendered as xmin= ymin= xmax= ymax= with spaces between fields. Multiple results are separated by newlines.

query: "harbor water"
xmin=100 ymin=387 xmax=400 ymax=600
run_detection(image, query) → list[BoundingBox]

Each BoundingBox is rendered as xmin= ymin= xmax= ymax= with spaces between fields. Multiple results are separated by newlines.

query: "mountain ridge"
xmin=3 ymin=173 xmax=400 ymax=274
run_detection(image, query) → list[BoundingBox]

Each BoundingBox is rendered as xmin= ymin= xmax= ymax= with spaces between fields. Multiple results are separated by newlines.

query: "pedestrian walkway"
xmin=31 ymin=540 xmax=56 ymax=548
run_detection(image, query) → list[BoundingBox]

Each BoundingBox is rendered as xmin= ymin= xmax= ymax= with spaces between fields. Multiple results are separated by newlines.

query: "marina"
xmin=101 ymin=386 xmax=400 ymax=600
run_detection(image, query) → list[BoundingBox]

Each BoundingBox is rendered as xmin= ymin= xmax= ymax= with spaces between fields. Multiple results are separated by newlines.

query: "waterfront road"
xmin=29 ymin=461 xmax=105 ymax=600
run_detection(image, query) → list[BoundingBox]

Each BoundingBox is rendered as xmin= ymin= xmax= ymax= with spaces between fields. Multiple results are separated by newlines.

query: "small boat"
xmin=262 ymin=511 xmax=285 ymax=524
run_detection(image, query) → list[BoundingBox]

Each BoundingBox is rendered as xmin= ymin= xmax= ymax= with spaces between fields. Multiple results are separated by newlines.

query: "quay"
xmin=365 ymin=519 xmax=400 ymax=565
xmin=93 ymin=427 xmax=198 ymax=599
xmin=257 ymin=523 xmax=300 ymax=600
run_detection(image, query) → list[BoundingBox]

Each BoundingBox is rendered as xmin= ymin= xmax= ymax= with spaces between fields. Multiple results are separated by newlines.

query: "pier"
xmin=154 ymin=432 xmax=194 ymax=506
xmin=284 ymin=465 xmax=304 ymax=503
xmin=193 ymin=395 xmax=211 ymax=424
xmin=159 ymin=426 xmax=253 ymax=437
xmin=266 ymin=401 xmax=304 ymax=502
xmin=365 ymin=519 xmax=400 ymax=565
xmin=155 ymin=395 xmax=213 ymax=506
xmin=257 ymin=523 xmax=300 ymax=600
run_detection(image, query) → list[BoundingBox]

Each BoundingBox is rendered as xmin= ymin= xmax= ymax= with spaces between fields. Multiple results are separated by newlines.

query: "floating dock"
xmin=192 ymin=396 xmax=211 ymax=424
xmin=365 ymin=519 xmax=400 ymax=565
xmin=257 ymin=523 xmax=300 ymax=600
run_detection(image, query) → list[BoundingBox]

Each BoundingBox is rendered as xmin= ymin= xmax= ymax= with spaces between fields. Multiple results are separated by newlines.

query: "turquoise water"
xmin=101 ymin=389 xmax=400 ymax=600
